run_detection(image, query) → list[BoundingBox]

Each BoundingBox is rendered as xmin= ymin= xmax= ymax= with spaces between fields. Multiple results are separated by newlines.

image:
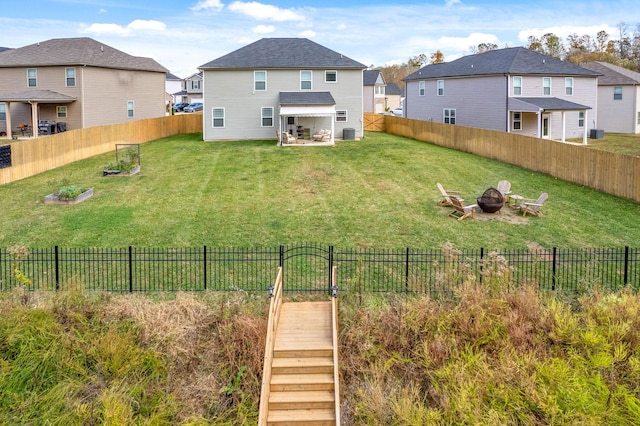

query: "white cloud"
xmin=445 ymin=0 xmax=461 ymax=6
xmin=299 ymin=30 xmax=316 ymax=38
xmin=99 ymin=9 xmax=107 ymax=13
xmin=191 ymin=0 xmax=224 ymax=12
xmin=81 ymin=20 xmax=167 ymax=36
xmin=252 ymin=25 xmax=274 ymax=34
xmin=227 ymin=1 xmax=304 ymax=22
xmin=436 ymin=32 xmax=500 ymax=51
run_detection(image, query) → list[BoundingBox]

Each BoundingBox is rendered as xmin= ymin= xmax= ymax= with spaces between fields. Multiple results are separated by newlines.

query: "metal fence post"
xmin=405 ymin=247 xmax=410 ymax=291
xmin=552 ymin=247 xmax=557 ymax=291
xmin=479 ymin=247 xmax=484 ymax=284
xmin=329 ymin=245 xmax=334 ymax=295
xmin=54 ymin=245 xmax=60 ymax=291
xmin=203 ymin=245 xmax=207 ymax=291
xmin=128 ymin=246 xmax=133 ymax=293
xmin=624 ymin=246 xmax=629 ymax=286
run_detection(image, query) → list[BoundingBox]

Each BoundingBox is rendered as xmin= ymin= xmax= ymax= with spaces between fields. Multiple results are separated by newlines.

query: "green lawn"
xmin=1 ymin=132 xmax=639 ymax=249
xmin=570 ymin=132 xmax=640 ymax=156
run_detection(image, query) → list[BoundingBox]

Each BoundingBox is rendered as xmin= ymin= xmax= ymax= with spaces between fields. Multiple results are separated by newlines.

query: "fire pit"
xmin=477 ymin=187 xmax=504 ymax=213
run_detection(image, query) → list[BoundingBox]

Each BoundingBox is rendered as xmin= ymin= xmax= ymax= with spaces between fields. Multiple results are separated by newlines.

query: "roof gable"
xmin=363 ymin=70 xmax=385 ymax=86
xmin=580 ymin=61 xmax=640 ymax=85
xmin=0 ymin=37 xmax=168 ymax=73
xmin=199 ymin=38 xmax=366 ymax=70
xmin=405 ymin=47 xmax=600 ymax=81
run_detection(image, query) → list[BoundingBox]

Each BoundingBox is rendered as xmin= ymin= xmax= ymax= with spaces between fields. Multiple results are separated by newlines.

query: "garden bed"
xmin=103 ymin=165 xmax=141 ymax=176
xmin=44 ymin=188 xmax=94 ymax=205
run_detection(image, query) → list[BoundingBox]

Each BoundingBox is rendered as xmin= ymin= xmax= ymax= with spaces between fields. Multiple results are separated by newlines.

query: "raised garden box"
xmin=44 ymin=188 xmax=94 ymax=205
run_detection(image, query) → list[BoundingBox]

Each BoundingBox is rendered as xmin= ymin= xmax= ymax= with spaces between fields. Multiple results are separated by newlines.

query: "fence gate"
xmin=280 ymin=244 xmax=333 ymax=294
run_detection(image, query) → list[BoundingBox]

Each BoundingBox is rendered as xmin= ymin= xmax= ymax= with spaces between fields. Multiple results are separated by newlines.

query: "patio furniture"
xmin=519 ymin=193 xmax=548 ymax=217
xmin=312 ymin=129 xmax=331 ymax=141
xmin=449 ymin=196 xmax=478 ymax=221
xmin=436 ymin=183 xmax=463 ymax=207
xmin=497 ymin=180 xmax=511 ymax=200
xmin=477 ymin=187 xmax=504 ymax=213
xmin=277 ymin=130 xmax=297 ymax=144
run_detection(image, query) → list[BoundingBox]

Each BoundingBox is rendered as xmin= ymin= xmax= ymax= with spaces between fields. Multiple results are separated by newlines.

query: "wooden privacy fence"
xmin=379 ymin=115 xmax=640 ymax=203
xmin=363 ymin=113 xmax=385 ymax=132
xmin=0 ymin=114 xmax=202 ymax=185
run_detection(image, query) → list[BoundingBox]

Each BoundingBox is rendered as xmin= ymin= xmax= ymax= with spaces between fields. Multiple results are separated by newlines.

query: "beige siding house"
xmin=199 ymin=38 xmax=366 ymax=144
xmin=363 ymin=69 xmax=386 ymax=114
xmin=0 ymin=37 xmax=168 ymax=139
xmin=581 ymin=61 xmax=640 ymax=134
xmin=404 ymin=47 xmax=600 ymax=143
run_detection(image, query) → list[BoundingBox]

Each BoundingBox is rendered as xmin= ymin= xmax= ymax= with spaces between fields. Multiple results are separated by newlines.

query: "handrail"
xmin=331 ymin=266 xmax=341 ymax=425
xmin=258 ymin=266 xmax=284 ymax=426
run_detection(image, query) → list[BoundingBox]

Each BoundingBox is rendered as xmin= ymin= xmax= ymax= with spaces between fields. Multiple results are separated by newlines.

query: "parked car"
xmin=183 ymin=102 xmax=203 ymax=113
xmin=390 ymin=107 xmax=403 ymax=116
xmin=172 ymin=102 xmax=189 ymax=112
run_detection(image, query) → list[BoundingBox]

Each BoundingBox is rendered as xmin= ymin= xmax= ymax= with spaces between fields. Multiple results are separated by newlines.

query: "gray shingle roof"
xmin=199 ymin=38 xmax=366 ymax=70
xmin=404 ymin=47 xmax=600 ymax=81
xmin=0 ymin=38 xmax=168 ymax=73
xmin=516 ymin=97 xmax=591 ymax=111
xmin=0 ymin=89 xmax=77 ymax=103
xmin=580 ymin=61 xmax=640 ymax=85
xmin=363 ymin=70 xmax=382 ymax=86
xmin=385 ymin=83 xmax=402 ymax=96
xmin=279 ymin=91 xmax=336 ymax=105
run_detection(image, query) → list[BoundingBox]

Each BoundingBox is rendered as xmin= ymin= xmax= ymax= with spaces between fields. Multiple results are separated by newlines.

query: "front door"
xmin=542 ymin=114 xmax=550 ymax=139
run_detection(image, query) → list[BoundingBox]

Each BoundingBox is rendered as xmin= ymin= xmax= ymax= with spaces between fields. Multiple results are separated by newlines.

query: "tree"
xmin=429 ymin=50 xmax=445 ymax=64
xmin=470 ymin=43 xmax=498 ymax=54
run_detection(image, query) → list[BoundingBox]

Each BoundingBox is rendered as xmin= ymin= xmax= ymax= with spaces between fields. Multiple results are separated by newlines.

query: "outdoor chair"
xmin=312 ymin=129 xmax=331 ymax=141
xmin=449 ymin=196 xmax=478 ymax=221
xmin=519 ymin=193 xmax=548 ymax=217
xmin=497 ymin=180 xmax=511 ymax=200
xmin=437 ymin=182 xmax=463 ymax=207
xmin=277 ymin=130 xmax=297 ymax=144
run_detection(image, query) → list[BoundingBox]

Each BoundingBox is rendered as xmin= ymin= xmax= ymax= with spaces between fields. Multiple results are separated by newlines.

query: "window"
xmin=565 ymin=77 xmax=573 ymax=96
xmin=578 ymin=111 xmax=584 ymax=128
xmin=419 ymin=81 xmax=425 ymax=96
xmin=0 ymin=103 xmax=5 ymax=121
xmin=127 ymin=101 xmax=134 ymax=117
xmin=300 ymin=70 xmax=312 ymax=90
xmin=27 ymin=68 xmax=37 ymax=87
xmin=287 ymin=116 xmax=295 ymax=125
xmin=212 ymin=108 xmax=225 ymax=128
xmin=374 ymin=85 xmax=385 ymax=95
xmin=437 ymin=80 xmax=444 ymax=96
xmin=325 ymin=70 xmax=337 ymax=83
xmin=254 ymin=71 xmax=266 ymax=91
xmin=443 ymin=108 xmax=456 ymax=124
xmin=66 ymin=67 xmax=76 ymax=87
xmin=513 ymin=76 xmax=522 ymax=96
xmin=614 ymin=86 xmax=622 ymax=100
xmin=57 ymin=106 xmax=67 ymax=119
xmin=637 ymin=112 xmax=640 ymax=125
xmin=512 ymin=112 xmax=522 ymax=130
xmin=336 ymin=110 xmax=347 ymax=122
xmin=261 ymin=107 xmax=273 ymax=127
xmin=543 ymin=77 xmax=551 ymax=95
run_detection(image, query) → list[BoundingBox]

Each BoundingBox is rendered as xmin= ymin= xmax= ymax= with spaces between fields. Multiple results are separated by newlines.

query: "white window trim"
xmin=419 ymin=81 xmax=425 ymax=96
xmin=127 ymin=100 xmax=134 ymax=118
xmin=325 ymin=70 xmax=337 ymax=83
xmin=336 ymin=110 xmax=348 ymax=122
xmin=578 ymin=111 xmax=584 ymax=128
xmin=513 ymin=76 xmax=522 ymax=96
xmin=512 ymin=112 xmax=522 ymax=131
xmin=300 ymin=70 xmax=312 ymax=90
xmin=57 ymin=106 xmax=68 ymax=119
xmin=65 ymin=67 xmax=76 ymax=87
xmin=443 ymin=108 xmax=456 ymax=124
xmin=212 ymin=107 xmax=225 ymax=128
xmin=437 ymin=80 xmax=444 ymax=96
xmin=565 ymin=77 xmax=573 ymax=96
xmin=0 ymin=103 xmax=6 ymax=121
xmin=543 ymin=77 xmax=551 ymax=96
xmin=614 ymin=86 xmax=622 ymax=100
xmin=261 ymin=107 xmax=274 ymax=127
xmin=254 ymin=70 xmax=267 ymax=91
xmin=27 ymin=68 xmax=37 ymax=87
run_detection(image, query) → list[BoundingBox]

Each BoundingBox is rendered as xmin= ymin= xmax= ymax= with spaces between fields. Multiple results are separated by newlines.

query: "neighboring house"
xmin=363 ymin=69 xmax=386 ymax=114
xmin=172 ymin=72 xmax=203 ymax=105
xmin=580 ymin=61 xmax=640 ymax=134
xmin=385 ymin=82 xmax=403 ymax=111
xmin=198 ymin=38 xmax=366 ymax=143
xmin=404 ymin=47 xmax=600 ymax=142
xmin=165 ymin=72 xmax=183 ymax=104
xmin=0 ymin=37 xmax=168 ymax=139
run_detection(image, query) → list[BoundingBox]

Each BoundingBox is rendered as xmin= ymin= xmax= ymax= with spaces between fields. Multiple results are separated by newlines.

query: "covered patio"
xmin=508 ymin=97 xmax=591 ymax=144
xmin=0 ymin=90 xmax=76 ymax=139
xmin=278 ymin=91 xmax=335 ymax=146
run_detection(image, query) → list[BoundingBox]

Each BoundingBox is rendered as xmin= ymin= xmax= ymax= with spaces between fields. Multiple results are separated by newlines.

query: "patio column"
xmin=5 ymin=102 xmax=12 ymax=140
xmin=561 ymin=111 xmax=566 ymax=142
xmin=30 ymin=102 xmax=39 ymax=137
xmin=582 ymin=110 xmax=588 ymax=145
xmin=330 ymin=115 xmax=335 ymax=144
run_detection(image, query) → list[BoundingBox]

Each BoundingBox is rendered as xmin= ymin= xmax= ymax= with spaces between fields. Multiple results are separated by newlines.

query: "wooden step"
xmin=269 ymin=390 xmax=335 ymax=410
xmin=273 ymin=348 xmax=333 ymax=358
xmin=267 ymin=408 xmax=335 ymax=425
xmin=272 ymin=356 xmax=334 ymax=374
xmin=270 ymin=373 xmax=334 ymax=392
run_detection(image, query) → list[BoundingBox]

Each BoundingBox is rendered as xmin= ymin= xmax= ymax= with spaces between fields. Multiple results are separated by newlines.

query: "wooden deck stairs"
xmin=259 ymin=268 xmax=340 ymax=425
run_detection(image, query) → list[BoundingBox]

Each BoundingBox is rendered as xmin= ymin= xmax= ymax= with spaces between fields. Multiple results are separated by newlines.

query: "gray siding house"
xmin=581 ymin=61 xmax=640 ymax=134
xmin=404 ymin=47 xmax=600 ymax=143
xmin=363 ymin=69 xmax=386 ymax=114
xmin=0 ymin=37 xmax=168 ymax=139
xmin=198 ymin=38 xmax=366 ymax=143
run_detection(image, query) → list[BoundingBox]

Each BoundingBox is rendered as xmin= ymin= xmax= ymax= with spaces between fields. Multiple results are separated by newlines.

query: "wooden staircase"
xmin=259 ymin=268 xmax=340 ymax=425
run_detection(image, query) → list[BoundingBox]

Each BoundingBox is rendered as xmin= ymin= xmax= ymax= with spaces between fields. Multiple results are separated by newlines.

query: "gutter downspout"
xmin=81 ymin=65 xmax=86 ymax=128
xmin=505 ymin=75 xmax=510 ymax=132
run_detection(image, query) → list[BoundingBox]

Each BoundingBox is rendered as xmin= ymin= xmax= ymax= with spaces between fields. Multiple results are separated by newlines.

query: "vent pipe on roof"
xmin=101 ymin=45 xmax=104 ymax=52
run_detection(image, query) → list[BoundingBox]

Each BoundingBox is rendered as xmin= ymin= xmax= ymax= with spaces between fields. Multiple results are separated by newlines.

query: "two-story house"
xmin=580 ymin=61 xmax=640 ymax=134
xmin=198 ymin=38 xmax=366 ymax=143
xmin=0 ymin=37 xmax=168 ymax=139
xmin=363 ymin=69 xmax=386 ymax=114
xmin=403 ymin=47 xmax=600 ymax=143
xmin=172 ymin=72 xmax=203 ymax=106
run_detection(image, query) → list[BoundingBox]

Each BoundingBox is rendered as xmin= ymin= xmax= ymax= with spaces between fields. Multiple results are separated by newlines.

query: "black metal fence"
xmin=1 ymin=245 xmax=638 ymax=295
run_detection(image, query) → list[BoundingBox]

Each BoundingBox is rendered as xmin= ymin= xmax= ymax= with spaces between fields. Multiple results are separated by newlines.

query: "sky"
xmin=1 ymin=0 xmax=639 ymax=78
